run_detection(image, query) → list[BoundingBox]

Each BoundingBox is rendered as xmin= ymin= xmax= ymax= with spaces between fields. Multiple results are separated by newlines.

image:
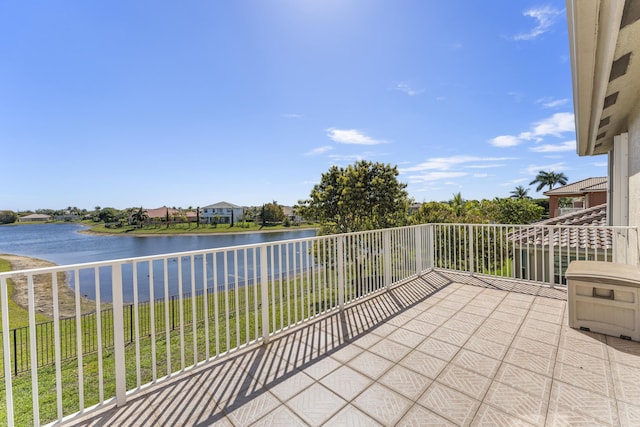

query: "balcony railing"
xmin=0 ymin=223 xmax=637 ymax=426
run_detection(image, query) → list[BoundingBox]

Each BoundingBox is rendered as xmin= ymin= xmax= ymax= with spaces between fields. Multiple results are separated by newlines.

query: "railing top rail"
xmin=431 ymin=223 xmax=638 ymax=230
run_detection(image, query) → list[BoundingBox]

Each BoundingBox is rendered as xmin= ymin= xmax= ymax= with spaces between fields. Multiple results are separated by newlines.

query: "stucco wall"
xmin=629 ymin=102 xmax=640 ymax=228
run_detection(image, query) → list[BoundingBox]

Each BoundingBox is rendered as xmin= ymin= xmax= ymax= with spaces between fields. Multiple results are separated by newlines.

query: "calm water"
xmin=0 ymin=223 xmax=317 ymax=302
xmin=0 ymin=223 xmax=316 ymax=265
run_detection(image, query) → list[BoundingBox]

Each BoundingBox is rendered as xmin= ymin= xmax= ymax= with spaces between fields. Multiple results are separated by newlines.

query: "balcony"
xmin=1 ymin=224 xmax=640 ymax=426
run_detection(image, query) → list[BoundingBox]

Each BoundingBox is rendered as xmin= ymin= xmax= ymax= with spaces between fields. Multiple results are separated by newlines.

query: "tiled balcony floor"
xmin=67 ymin=270 xmax=640 ymax=426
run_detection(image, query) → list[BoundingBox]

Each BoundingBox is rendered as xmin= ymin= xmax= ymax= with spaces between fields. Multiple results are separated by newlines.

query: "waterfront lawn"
xmin=87 ymin=221 xmax=317 ymax=235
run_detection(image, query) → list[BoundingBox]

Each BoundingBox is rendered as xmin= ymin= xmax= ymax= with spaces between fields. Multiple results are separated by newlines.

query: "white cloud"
xmin=592 ymin=161 xmax=608 ymax=167
xmin=466 ymin=164 xmax=505 ymax=169
xmin=394 ymin=82 xmax=424 ymax=96
xmin=282 ymin=113 xmax=303 ymax=119
xmin=473 ymin=173 xmax=489 ymax=178
xmin=406 ymin=171 xmax=468 ymax=183
xmin=490 ymin=135 xmax=522 ymax=147
xmin=400 ymin=155 xmax=516 ymax=173
xmin=537 ymin=97 xmax=569 ymax=108
xmin=513 ymin=6 xmax=563 ymax=41
xmin=490 ymin=112 xmax=575 ymax=148
xmin=530 ymin=140 xmax=575 ymax=153
xmin=530 ymin=112 xmax=575 ymax=137
xmin=523 ymin=162 xmax=567 ymax=176
xmin=305 ymin=145 xmax=333 ymax=156
xmin=326 ymin=128 xmax=387 ymax=145
xmin=500 ymin=178 xmax=528 ymax=187
xmin=328 ymin=153 xmax=367 ymax=162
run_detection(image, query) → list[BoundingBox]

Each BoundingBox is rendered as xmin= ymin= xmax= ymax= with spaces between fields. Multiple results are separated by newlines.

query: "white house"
xmin=567 ymin=0 xmax=640 ymax=230
xmin=201 ymin=202 xmax=244 ymax=225
xmin=18 ymin=213 xmax=51 ymax=222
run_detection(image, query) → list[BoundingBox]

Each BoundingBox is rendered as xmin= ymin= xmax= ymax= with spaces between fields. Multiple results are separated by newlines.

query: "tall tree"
xmin=261 ymin=201 xmax=285 ymax=224
xmin=131 ymin=207 xmax=148 ymax=228
xmin=510 ymin=185 xmax=530 ymax=199
xmin=297 ymin=161 xmax=409 ymax=234
xmin=529 ymin=171 xmax=568 ymax=192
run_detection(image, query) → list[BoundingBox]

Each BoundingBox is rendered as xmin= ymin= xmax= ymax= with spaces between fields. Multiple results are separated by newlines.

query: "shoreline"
xmin=0 ymin=253 xmax=98 ymax=318
xmin=79 ymin=225 xmax=318 ymax=237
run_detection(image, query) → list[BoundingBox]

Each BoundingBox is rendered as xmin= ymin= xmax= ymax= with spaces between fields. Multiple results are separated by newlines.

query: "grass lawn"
xmin=85 ymin=221 xmax=318 ymax=235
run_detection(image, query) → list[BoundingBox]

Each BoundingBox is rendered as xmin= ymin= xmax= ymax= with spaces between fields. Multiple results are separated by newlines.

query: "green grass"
xmin=86 ymin=221 xmax=318 ymax=235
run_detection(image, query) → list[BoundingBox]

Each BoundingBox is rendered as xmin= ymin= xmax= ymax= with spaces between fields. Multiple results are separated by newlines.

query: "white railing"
xmin=0 ymin=223 xmax=637 ymax=426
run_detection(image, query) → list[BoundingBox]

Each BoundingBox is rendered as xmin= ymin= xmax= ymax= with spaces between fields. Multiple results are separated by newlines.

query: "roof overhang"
xmin=567 ymin=0 xmax=640 ymax=156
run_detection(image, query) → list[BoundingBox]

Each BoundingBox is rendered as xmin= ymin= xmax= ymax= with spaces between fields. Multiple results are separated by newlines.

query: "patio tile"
xmin=522 ymin=318 xmax=562 ymax=335
xmin=379 ymin=364 xmax=432 ymax=400
xmin=553 ymin=361 xmax=615 ymax=397
xmin=463 ymin=335 xmax=508 ymax=359
xmin=400 ymin=349 xmax=449 ymax=379
xmin=417 ymin=311 xmax=450 ymax=326
xmin=559 ymin=328 xmax=609 ymax=358
xmin=487 ymin=310 xmax=524 ymax=326
xmin=471 ymin=404 xmax=536 ymax=427
xmin=618 ymin=401 xmax=640 ymax=427
xmin=526 ymin=308 xmax=563 ymax=324
xmin=607 ymin=336 xmax=640 ymax=368
xmin=483 ymin=381 xmax=548 ymax=426
xmin=301 ymin=355 xmax=341 ymax=380
xmin=419 ymin=382 xmax=481 ymax=426
xmin=517 ymin=326 xmax=559 ymax=346
xmin=511 ymin=336 xmax=557 ymax=359
xmin=442 ymin=318 xmax=480 ymax=335
xmin=347 ymin=350 xmax=394 ymax=379
xmin=495 ymin=304 xmax=528 ymax=317
xmin=287 ymin=383 xmax=347 ymax=425
xmin=350 ymin=331 xmax=383 ymax=349
xmin=352 ymin=383 xmax=413 ymax=425
xmin=416 ymin=337 xmax=461 ymax=362
xmin=267 ymin=370 xmax=315 ymax=401
xmin=320 ymin=365 xmax=372 ymax=401
xmin=545 ymin=405 xmax=612 ymax=427
xmin=503 ymin=347 xmax=555 ymax=377
xmin=251 ymin=406 xmax=307 ymax=427
xmin=460 ymin=304 xmax=493 ymax=317
xmin=493 ymin=363 xmax=551 ymax=398
xmin=388 ymin=326 xmax=428 ymax=346
xmin=324 ymin=405 xmax=383 ymax=426
xmin=329 ymin=341 xmax=363 ymax=363
xmin=549 ymin=381 xmax=619 ymax=425
xmin=401 ymin=318 xmax=438 ymax=337
xmin=431 ymin=326 xmax=471 ymax=346
xmin=397 ymin=405 xmax=456 ymax=426
xmin=472 ymin=325 xmax=515 ymax=346
xmin=368 ymin=338 xmax=413 ymax=362
xmin=224 ymin=390 xmax=281 ymax=426
xmin=451 ymin=349 xmax=501 ymax=378
xmin=556 ymin=347 xmax=609 ymax=373
xmin=436 ymin=364 xmax=492 ymax=400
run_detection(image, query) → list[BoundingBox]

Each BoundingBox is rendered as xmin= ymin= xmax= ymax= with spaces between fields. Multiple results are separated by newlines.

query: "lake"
xmin=0 ymin=224 xmax=317 ymax=302
xmin=0 ymin=223 xmax=316 ymax=265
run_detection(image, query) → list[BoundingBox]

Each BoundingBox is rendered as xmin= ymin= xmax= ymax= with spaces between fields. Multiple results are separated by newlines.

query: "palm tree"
xmin=131 ymin=207 xmax=148 ymax=228
xmin=529 ymin=171 xmax=568 ymax=192
xmin=510 ymin=185 xmax=530 ymax=199
xmin=449 ymin=192 xmax=465 ymax=218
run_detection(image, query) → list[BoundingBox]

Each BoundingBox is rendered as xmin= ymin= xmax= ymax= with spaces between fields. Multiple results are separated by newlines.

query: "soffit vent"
xmin=621 ymin=0 xmax=640 ymax=29
xmin=609 ymin=52 xmax=632 ymax=81
xmin=604 ymin=92 xmax=619 ymax=108
xmin=597 ymin=132 xmax=607 ymax=140
xmin=599 ymin=116 xmax=611 ymax=128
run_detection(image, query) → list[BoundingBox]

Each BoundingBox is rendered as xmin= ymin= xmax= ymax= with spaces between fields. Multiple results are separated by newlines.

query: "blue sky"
xmin=1 ymin=1 xmax=606 ymax=211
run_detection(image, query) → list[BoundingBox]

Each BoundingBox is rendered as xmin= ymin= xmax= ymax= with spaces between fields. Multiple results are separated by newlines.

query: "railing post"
xmin=428 ymin=225 xmax=435 ymax=269
xmin=383 ymin=230 xmax=392 ymax=289
xmin=112 ymin=263 xmax=127 ymax=406
xmin=468 ymin=225 xmax=475 ymax=274
xmin=548 ymin=228 xmax=555 ymax=289
xmin=260 ymin=246 xmax=270 ymax=343
xmin=1 ymin=277 xmax=15 ymax=427
xmin=415 ymin=227 xmax=423 ymax=274
xmin=337 ymin=236 xmax=345 ymax=311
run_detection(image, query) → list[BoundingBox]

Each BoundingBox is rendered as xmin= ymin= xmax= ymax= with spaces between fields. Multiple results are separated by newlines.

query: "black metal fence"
xmin=0 ymin=284 xmax=248 ymax=377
